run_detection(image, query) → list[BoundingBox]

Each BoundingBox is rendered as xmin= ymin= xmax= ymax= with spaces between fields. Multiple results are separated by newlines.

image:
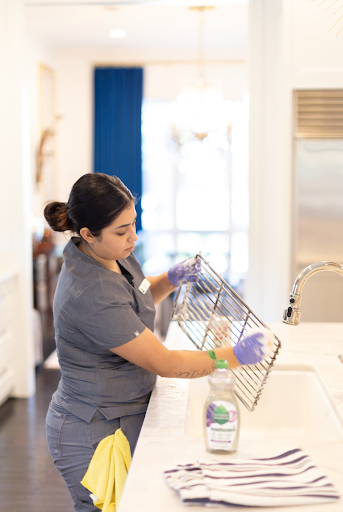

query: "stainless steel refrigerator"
xmin=293 ymin=90 xmax=343 ymax=321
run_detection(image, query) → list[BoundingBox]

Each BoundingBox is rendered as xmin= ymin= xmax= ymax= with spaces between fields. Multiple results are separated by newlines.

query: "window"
xmin=140 ymin=97 xmax=249 ymax=296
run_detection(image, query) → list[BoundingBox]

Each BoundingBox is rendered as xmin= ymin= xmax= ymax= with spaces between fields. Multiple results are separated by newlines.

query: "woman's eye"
xmin=117 ymin=232 xmax=126 ymax=237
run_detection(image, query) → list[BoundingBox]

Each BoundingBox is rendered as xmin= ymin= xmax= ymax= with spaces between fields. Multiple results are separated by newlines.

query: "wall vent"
xmin=295 ymin=90 xmax=343 ymax=139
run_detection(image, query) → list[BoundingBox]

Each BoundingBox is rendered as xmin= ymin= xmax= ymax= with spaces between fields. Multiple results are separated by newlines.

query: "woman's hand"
xmin=233 ymin=328 xmax=274 ymax=365
xmin=146 ymin=257 xmax=201 ymax=305
xmin=167 ymin=257 xmax=201 ymax=287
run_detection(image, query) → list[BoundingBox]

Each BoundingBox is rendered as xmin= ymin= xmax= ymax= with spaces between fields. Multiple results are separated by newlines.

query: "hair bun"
xmin=44 ymin=201 xmax=72 ymax=232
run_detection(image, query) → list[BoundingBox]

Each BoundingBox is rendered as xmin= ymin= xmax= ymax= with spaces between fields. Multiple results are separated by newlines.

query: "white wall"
xmin=246 ymin=0 xmax=293 ymax=323
xmin=293 ymin=0 xmax=343 ymax=89
xmin=0 ymin=0 xmax=35 ymax=397
xmin=24 ymin=32 xmax=57 ymax=215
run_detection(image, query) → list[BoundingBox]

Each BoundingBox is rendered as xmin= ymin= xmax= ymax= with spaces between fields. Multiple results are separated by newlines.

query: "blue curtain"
xmin=93 ymin=67 xmax=143 ymax=230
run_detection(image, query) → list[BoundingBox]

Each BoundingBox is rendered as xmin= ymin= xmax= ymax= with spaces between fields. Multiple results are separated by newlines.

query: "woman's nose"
xmin=128 ymin=229 xmax=138 ymax=242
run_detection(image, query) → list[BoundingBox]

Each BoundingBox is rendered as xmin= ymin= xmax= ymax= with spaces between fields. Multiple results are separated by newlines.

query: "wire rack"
xmin=172 ymin=254 xmax=282 ymax=412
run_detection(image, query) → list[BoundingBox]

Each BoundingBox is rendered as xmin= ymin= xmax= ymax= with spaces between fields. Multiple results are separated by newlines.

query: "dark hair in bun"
xmin=43 ymin=202 xmax=72 ymax=232
xmin=44 ymin=173 xmax=134 ymax=236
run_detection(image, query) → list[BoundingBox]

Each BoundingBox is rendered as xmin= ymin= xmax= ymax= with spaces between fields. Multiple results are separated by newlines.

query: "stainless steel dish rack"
xmin=172 ymin=254 xmax=282 ymax=412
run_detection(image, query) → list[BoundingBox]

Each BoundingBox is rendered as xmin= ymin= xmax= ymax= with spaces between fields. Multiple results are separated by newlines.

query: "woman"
xmin=45 ymin=173 xmax=268 ymax=512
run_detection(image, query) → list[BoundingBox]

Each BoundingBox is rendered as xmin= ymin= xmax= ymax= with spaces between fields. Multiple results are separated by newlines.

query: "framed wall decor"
xmin=36 ymin=63 xmax=56 ymax=205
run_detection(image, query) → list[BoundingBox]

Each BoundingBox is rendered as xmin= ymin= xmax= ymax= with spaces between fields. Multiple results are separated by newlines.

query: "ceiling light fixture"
xmin=172 ymin=6 xmax=231 ymax=145
xmin=109 ymin=29 xmax=126 ymax=39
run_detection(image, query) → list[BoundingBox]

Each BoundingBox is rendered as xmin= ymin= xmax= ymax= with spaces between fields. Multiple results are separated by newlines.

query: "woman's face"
xmin=89 ymin=202 xmax=138 ymax=262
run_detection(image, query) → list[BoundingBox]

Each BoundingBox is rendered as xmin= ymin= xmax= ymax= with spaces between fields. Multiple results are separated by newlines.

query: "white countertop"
xmin=118 ymin=321 xmax=343 ymax=512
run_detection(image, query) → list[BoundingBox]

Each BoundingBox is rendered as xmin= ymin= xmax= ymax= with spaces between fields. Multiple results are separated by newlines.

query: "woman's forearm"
xmin=163 ymin=346 xmax=240 ymax=379
xmin=146 ymin=273 xmax=176 ymax=304
xmin=111 ymin=327 xmax=241 ymax=378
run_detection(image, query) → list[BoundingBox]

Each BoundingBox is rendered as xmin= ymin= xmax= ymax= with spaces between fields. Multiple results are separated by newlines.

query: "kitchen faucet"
xmin=282 ymin=261 xmax=343 ymax=364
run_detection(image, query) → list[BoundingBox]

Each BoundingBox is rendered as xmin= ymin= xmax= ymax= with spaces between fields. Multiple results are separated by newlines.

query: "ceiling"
xmin=24 ymin=1 xmax=248 ymax=56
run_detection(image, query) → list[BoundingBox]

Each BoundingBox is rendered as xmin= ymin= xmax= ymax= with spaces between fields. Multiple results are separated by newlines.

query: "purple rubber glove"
xmin=168 ymin=257 xmax=201 ymax=287
xmin=233 ymin=328 xmax=274 ymax=365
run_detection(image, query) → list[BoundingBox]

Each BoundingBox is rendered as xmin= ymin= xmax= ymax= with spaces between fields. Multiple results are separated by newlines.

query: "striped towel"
xmin=164 ymin=448 xmax=340 ymax=507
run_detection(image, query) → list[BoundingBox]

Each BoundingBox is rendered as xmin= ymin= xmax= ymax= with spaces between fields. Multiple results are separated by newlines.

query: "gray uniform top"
xmin=53 ymin=237 xmax=157 ymax=423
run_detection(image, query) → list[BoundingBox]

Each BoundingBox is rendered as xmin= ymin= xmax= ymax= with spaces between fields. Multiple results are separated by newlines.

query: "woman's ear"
xmin=79 ymin=227 xmax=94 ymax=244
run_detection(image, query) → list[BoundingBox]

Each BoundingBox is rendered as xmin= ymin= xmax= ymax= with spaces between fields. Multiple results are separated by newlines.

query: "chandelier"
xmin=172 ymin=6 xmax=231 ymax=145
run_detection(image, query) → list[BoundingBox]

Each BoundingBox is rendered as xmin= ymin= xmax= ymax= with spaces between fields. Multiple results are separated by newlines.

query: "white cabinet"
xmin=0 ymin=274 xmax=15 ymax=406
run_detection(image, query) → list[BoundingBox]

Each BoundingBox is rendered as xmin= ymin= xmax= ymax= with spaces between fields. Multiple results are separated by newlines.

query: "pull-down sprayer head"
xmin=282 ymin=261 xmax=343 ymax=326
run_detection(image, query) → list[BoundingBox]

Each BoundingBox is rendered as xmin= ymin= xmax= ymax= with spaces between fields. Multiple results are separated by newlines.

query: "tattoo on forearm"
xmin=175 ymin=364 xmax=216 ymax=379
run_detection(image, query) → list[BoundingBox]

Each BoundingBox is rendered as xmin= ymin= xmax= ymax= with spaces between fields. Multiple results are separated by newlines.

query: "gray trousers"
xmin=46 ymin=400 xmax=145 ymax=512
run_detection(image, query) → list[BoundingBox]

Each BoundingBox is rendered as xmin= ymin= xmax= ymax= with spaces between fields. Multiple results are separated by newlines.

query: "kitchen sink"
xmin=185 ymin=364 xmax=343 ymax=443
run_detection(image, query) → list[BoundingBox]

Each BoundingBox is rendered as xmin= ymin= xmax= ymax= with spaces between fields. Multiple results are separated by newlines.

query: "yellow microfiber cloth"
xmin=81 ymin=428 xmax=131 ymax=512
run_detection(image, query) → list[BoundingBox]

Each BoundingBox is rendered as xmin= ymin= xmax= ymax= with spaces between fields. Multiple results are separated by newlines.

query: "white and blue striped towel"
xmin=164 ymin=448 xmax=340 ymax=507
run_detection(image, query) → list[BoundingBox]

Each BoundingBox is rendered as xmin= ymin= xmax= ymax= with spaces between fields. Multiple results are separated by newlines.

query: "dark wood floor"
xmin=0 ymin=368 xmax=74 ymax=512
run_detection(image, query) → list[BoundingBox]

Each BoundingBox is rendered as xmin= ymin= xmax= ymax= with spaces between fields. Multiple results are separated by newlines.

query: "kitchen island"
xmin=118 ymin=321 xmax=343 ymax=511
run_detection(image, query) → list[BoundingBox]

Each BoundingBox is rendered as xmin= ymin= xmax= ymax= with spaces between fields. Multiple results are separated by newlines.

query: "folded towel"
xmin=81 ymin=428 xmax=131 ymax=512
xmin=164 ymin=448 xmax=340 ymax=507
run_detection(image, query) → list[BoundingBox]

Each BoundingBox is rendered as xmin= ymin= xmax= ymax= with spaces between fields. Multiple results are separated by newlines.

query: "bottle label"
xmin=205 ymin=400 xmax=237 ymax=451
